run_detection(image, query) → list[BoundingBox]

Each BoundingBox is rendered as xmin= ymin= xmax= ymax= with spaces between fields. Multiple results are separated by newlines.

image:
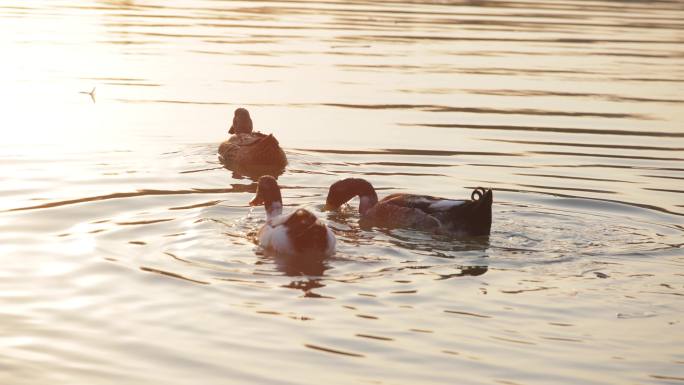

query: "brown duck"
xmin=218 ymin=108 xmax=287 ymax=174
xmin=325 ymin=178 xmax=493 ymax=236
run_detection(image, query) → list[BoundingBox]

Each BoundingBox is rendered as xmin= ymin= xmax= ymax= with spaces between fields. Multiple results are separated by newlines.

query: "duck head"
xmin=325 ymin=178 xmax=378 ymax=216
xmin=229 ymin=107 xmax=253 ymax=134
xmin=250 ymin=175 xmax=282 ymax=217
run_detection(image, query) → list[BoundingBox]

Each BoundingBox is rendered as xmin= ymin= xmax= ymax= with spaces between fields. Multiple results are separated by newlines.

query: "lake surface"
xmin=1 ymin=1 xmax=683 ymax=384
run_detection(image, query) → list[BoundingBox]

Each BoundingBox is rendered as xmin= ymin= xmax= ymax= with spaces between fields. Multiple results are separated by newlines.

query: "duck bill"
xmin=249 ymin=193 xmax=264 ymax=206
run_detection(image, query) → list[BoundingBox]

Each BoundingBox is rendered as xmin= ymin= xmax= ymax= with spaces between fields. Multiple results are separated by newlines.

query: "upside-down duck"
xmin=218 ymin=108 xmax=287 ymax=175
xmin=325 ymin=178 xmax=492 ymax=236
xmin=250 ymin=175 xmax=336 ymax=257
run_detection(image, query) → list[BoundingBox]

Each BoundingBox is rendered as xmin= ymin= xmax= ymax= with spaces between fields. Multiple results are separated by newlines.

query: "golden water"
xmin=1 ymin=1 xmax=683 ymax=384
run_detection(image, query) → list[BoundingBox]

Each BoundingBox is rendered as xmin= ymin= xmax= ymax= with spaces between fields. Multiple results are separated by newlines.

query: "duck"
xmin=218 ymin=108 xmax=288 ymax=175
xmin=249 ymin=175 xmax=336 ymax=257
xmin=325 ymin=178 xmax=492 ymax=236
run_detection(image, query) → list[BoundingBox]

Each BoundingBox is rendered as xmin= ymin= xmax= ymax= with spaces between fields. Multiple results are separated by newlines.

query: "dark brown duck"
xmin=325 ymin=178 xmax=492 ymax=236
xmin=218 ymin=108 xmax=287 ymax=173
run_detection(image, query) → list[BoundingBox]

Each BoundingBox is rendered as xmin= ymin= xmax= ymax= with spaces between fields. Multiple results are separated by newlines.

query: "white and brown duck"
xmin=250 ymin=175 xmax=336 ymax=257
xmin=218 ymin=108 xmax=287 ymax=174
xmin=325 ymin=178 xmax=493 ymax=236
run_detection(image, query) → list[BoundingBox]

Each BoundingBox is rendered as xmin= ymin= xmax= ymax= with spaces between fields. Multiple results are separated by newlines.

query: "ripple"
xmin=323 ymin=103 xmax=650 ymax=119
xmin=297 ymin=148 xmax=521 ymax=157
xmin=464 ymin=88 xmax=684 ymax=104
xmin=489 ymin=139 xmax=684 ymax=152
xmin=335 ymin=34 xmax=683 ymax=45
xmin=650 ymin=375 xmax=684 ymax=382
xmin=355 ymin=334 xmax=394 ymax=341
xmin=7 ymin=187 xmax=247 ymax=213
xmin=407 ymin=123 xmax=684 ymax=138
xmin=444 ymin=310 xmax=492 ymax=318
xmin=117 ymin=218 xmax=174 ymax=226
xmin=303 ymin=344 xmax=364 ymax=358
xmin=139 ymin=266 xmax=209 ymax=285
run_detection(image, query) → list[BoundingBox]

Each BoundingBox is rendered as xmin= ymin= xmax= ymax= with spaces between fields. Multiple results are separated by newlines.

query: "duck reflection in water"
xmin=258 ymin=252 xmax=330 ymax=298
xmin=435 ymin=265 xmax=488 ymax=279
xmin=378 ymin=227 xmax=491 ymax=254
xmin=218 ymin=108 xmax=287 ymax=179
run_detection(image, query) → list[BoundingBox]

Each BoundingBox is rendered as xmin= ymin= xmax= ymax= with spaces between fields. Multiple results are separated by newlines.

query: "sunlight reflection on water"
xmin=0 ymin=1 xmax=683 ymax=384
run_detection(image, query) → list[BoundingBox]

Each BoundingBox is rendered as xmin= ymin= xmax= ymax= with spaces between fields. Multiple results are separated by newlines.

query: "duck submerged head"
xmin=250 ymin=175 xmax=282 ymax=216
xmin=325 ymin=178 xmax=378 ymax=215
xmin=229 ymin=107 xmax=253 ymax=134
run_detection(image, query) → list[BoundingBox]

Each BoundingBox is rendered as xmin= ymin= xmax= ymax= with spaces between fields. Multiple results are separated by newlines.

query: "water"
xmin=1 ymin=1 xmax=683 ymax=384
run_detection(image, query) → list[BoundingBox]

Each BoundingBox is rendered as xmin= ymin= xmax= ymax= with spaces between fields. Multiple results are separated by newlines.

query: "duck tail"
xmin=467 ymin=187 xmax=493 ymax=235
xmin=474 ymin=187 xmax=493 ymax=207
xmin=254 ymin=134 xmax=280 ymax=154
xmin=250 ymin=134 xmax=285 ymax=165
xmin=256 ymin=133 xmax=280 ymax=149
xmin=472 ymin=187 xmax=492 ymax=214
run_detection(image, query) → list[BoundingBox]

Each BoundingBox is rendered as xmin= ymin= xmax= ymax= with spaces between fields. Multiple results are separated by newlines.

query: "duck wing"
xmin=218 ymin=134 xmax=261 ymax=164
xmin=379 ymin=189 xmax=492 ymax=235
xmin=283 ymin=209 xmax=332 ymax=254
xmin=381 ymin=193 xmax=466 ymax=214
xmin=363 ymin=197 xmax=441 ymax=231
xmin=263 ymin=209 xmax=333 ymax=255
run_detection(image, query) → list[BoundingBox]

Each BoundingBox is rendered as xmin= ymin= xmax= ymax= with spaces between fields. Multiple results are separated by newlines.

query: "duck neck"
xmin=359 ymin=194 xmax=378 ymax=216
xmin=231 ymin=116 xmax=253 ymax=134
xmin=265 ymin=201 xmax=283 ymax=220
